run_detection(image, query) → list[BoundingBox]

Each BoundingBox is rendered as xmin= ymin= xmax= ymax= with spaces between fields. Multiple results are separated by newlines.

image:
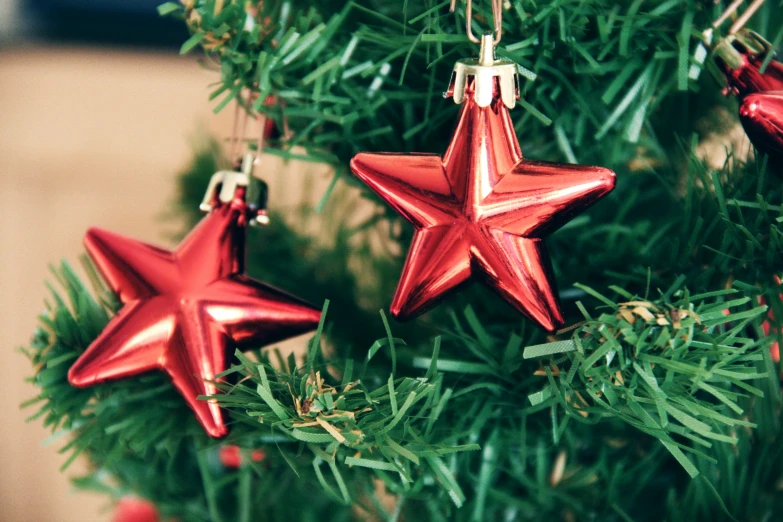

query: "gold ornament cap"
xmin=199 ymin=153 xmax=269 ymax=226
xmin=446 ymin=33 xmax=519 ymax=109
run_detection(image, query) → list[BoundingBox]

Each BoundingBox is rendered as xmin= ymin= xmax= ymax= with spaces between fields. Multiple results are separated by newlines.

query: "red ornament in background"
xmin=350 ymin=35 xmax=615 ymax=331
xmin=113 ymin=498 xmax=159 ymax=522
xmin=219 ymin=445 xmax=267 ymax=468
xmin=256 ymin=94 xmax=281 ymax=141
xmin=738 ymin=91 xmax=783 ymax=164
xmin=761 ymin=275 xmax=782 ymax=364
xmin=713 ymin=29 xmax=783 ymax=164
xmin=68 ymin=169 xmax=321 ymax=438
xmin=714 ymin=30 xmax=783 ymax=100
xmin=712 ymin=29 xmax=783 ymax=363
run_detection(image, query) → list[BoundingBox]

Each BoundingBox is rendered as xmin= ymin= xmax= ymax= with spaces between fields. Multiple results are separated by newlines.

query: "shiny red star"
xmin=68 ymin=195 xmax=321 ymax=437
xmin=351 ymin=88 xmax=615 ymax=331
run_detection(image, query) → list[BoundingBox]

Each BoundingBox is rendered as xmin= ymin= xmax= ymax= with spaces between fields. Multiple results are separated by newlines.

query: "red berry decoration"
xmin=113 ymin=498 xmax=159 ymax=522
xmin=219 ymin=445 xmax=267 ymax=468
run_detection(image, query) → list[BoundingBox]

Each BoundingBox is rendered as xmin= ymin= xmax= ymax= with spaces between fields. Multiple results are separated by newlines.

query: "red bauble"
xmin=350 ymin=78 xmax=615 ymax=331
xmin=113 ymin=498 xmax=159 ymax=522
xmin=68 ymin=190 xmax=321 ymax=438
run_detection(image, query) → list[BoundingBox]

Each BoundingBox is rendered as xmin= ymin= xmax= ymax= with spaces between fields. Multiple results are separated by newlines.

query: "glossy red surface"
xmin=350 ymin=83 xmax=616 ymax=331
xmin=739 ymin=91 xmax=783 ymax=162
xmin=68 ymin=192 xmax=321 ymax=438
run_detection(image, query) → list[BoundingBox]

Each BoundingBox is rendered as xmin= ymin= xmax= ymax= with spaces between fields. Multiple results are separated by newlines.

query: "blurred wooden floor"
xmin=0 ymin=46 xmax=330 ymax=522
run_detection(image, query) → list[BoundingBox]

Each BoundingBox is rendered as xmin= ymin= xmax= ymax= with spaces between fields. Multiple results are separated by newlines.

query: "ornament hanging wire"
xmin=728 ymin=0 xmax=766 ymax=35
xmin=691 ymin=0 xmax=767 ymax=81
xmin=702 ymin=0 xmax=767 ymax=45
xmin=212 ymin=91 xmax=271 ymax=226
xmin=702 ymin=0 xmax=767 ymax=40
xmin=450 ymin=0 xmax=503 ymax=46
xmin=712 ymin=0 xmax=746 ymax=32
xmin=229 ymin=94 xmax=251 ymax=168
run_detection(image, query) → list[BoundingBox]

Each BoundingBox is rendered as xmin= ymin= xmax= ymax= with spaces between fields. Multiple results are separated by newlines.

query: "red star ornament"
xmin=350 ymin=82 xmax=616 ymax=331
xmin=68 ymin=190 xmax=321 ymax=437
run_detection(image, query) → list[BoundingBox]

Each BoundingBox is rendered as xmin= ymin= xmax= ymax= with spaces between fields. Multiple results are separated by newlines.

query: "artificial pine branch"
xmin=25 ymin=251 xmax=782 ymax=520
xmin=161 ymin=1 xmax=783 ymax=171
xmin=524 ymin=281 xmax=772 ymax=478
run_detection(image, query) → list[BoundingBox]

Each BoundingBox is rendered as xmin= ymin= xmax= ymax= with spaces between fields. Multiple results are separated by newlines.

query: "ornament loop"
xmin=450 ymin=0 xmax=502 ymax=46
xmin=229 ymin=96 xmax=250 ymax=167
xmin=727 ymin=0 xmax=766 ymax=35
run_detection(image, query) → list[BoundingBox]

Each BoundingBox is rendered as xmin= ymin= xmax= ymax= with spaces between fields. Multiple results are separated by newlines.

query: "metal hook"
xmin=199 ymin=153 xmax=253 ymax=213
xmin=450 ymin=0 xmax=502 ymax=46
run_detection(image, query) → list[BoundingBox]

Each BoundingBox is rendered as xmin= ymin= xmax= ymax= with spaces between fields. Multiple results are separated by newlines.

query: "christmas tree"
xmin=23 ymin=1 xmax=783 ymax=520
